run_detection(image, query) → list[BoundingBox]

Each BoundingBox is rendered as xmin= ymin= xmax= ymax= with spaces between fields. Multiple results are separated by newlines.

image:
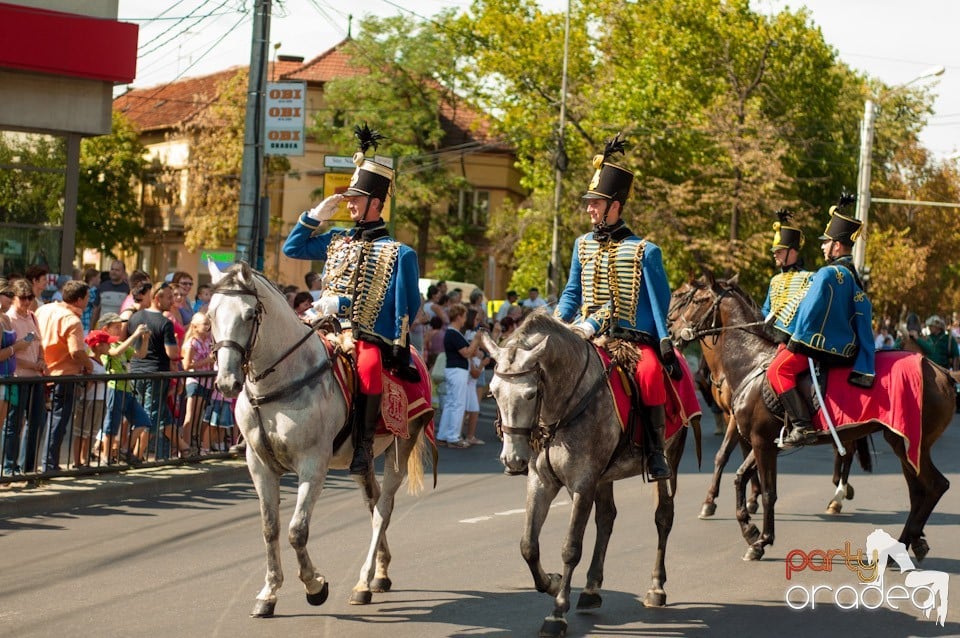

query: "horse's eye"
xmin=242 ymin=309 xmax=255 ymax=322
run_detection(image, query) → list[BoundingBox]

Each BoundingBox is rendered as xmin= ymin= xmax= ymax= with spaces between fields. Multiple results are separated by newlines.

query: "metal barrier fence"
xmin=0 ymin=370 xmax=234 ymax=483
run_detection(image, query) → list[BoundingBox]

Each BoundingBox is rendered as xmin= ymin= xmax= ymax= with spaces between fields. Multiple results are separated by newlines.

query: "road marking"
xmin=459 ymin=500 xmax=570 ymax=524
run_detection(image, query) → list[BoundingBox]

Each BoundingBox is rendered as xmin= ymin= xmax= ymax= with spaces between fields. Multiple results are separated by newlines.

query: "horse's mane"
xmin=213 ymin=263 xmax=287 ymax=301
xmin=500 ymin=309 xmax=575 ymax=365
xmin=705 ymin=276 xmax=775 ymax=346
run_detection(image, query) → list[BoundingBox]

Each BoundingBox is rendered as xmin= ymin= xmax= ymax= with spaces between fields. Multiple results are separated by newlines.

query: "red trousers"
xmin=355 ymin=339 xmax=383 ymax=394
xmin=634 ymin=343 xmax=666 ymax=406
xmin=766 ymin=343 xmax=809 ymax=394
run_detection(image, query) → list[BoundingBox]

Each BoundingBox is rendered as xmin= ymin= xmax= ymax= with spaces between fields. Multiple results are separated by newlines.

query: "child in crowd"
xmin=193 ymin=284 xmax=213 ymax=314
xmin=203 ymin=387 xmax=235 ymax=452
xmin=73 ymin=331 xmax=110 ymax=468
xmin=94 ymin=313 xmax=152 ymax=464
xmin=181 ymin=312 xmax=214 ymax=453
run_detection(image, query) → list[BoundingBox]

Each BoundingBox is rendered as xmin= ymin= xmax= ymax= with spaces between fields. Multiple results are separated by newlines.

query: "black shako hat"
xmin=771 ymin=209 xmax=804 ymax=252
xmin=583 ymin=132 xmax=634 ymax=204
xmin=819 ymin=193 xmax=861 ymax=246
xmin=344 ymin=123 xmax=393 ymax=201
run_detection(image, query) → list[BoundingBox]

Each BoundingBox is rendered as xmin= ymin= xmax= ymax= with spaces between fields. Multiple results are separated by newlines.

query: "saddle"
xmin=593 ymin=335 xmax=649 ymax=446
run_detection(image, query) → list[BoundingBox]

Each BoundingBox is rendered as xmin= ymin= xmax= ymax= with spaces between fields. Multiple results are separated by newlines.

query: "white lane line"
xmin=460 ymin=500 xmax=570 ymax=524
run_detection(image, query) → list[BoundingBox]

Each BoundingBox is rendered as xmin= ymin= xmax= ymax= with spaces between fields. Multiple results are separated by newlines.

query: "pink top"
xmin=185 ymin=335 xmax=213 ymax=387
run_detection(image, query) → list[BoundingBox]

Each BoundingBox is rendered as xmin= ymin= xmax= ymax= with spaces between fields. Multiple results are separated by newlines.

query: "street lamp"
xmin=853 ymin=65 xmax=945 ymax=272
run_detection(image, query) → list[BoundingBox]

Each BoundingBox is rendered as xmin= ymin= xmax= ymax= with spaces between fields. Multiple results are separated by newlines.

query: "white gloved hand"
xmin=574 ymin=321 xmax=596 ymax=338
xmin=306 ymin=194 xmax=343 ymax=222
xmin=314 ymin=296 xmax=340 ymax=316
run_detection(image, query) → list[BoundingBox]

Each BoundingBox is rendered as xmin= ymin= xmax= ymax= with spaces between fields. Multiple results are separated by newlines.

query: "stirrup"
xmin=776 ymin=425 xmax=816 ymax=449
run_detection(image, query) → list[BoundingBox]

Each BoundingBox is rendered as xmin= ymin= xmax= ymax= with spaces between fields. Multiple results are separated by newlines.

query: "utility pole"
xmin=236 ymin=0 xmax=271 ymax=267
xmin=548 ymin=0 xmax=571 ymax=297
xmin=853 ymin=99 xmax=875 ymax=273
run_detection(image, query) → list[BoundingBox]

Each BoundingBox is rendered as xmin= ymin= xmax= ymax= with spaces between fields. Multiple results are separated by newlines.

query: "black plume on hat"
xmin=344 ymin=123 xmax=393 ymax=200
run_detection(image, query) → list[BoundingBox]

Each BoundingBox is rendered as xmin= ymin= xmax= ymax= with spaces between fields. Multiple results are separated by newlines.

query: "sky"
xmin=118 ymin=0 xmax=960 ymax=160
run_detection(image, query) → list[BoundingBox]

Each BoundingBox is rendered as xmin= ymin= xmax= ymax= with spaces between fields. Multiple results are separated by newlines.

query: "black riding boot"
xmin=777 ymin=387 xmax=816 ymax=448
xmin=643 ymin=405 xmax=672 ymax=481
xmin=349 ymin=393 xmax=381 ymax=475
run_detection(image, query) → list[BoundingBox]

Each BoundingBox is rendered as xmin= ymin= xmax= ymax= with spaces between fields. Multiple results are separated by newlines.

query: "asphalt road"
xmin=2 ymin=404 xmax=959 ymax=637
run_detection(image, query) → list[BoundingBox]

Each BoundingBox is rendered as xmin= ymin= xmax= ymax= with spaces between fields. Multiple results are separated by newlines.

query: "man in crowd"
xmin=98 ymin=259 xmax=129 ymax=317
xmin=282 ymin=124 xmax=421 ymax=476
xmin=911 ymin=315 xmax=959 ymax=370
xmin=496 ymin=290 xmax=519 ymax=322
xmin=522 ymin=287 xmax=547 ymax=311
xmin=766 ymin=195 xmax=875 ymax=447
xmin=35 ymin=280 xmax=93 ymax=471
xmin=554 ymin=133 xmax=676 ymax=480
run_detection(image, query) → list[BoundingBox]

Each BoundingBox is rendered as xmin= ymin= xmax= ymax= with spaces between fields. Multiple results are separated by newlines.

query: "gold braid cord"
xmin=768 ymin=270 xmax=813 ymax=326
xmin=578 ymin=237 xmax=645 ymax=331
xmin=351 ymin=240 xmax=400 ymax=335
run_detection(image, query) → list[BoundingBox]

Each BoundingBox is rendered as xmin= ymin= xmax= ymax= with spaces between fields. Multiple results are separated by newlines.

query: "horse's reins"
xmin=671 ymin=287 xmax=766 ymax=343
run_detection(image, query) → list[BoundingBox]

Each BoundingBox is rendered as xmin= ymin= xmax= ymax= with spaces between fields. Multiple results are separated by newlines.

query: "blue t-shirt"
xmin=443 ymin=327 xmax=470 ymax=370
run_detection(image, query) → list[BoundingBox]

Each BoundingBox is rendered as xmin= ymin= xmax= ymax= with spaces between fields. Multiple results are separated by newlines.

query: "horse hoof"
xmin=912 ymin=537 xmax=930 ymax=563
xmin=744 ymin=524 xmax=760 ymax=545
xmin=349 ymin=589 xmax=373 ymax=605
xmin=826 ymin=500 xmax=842 ymax=515
xmin=576 ymin=591 xmax=602 ymax=610
xmin=699 ymin=502 xmax=717 ymax=519
xmin=370 ymin=577 xmax=392 ymax=593
xmin=643 ymin=588 xmax=667 ymax=608
xmin=250 ymin=599 xmax=276 ymax=618
xmin=746 ymin=500 xmax=759 ymax=514
xmin=306 ymin=582 xmax=329 ymax=606
xmin=743 ymin=545 xmax=765 ymax=561
xmin=845 ymin=484 xmax=855 ymax=500
xmin=539 ymin=617 xmax=567 ymax=638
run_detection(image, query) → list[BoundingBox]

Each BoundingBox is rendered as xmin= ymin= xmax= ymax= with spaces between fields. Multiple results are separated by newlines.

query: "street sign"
xmin=324 ymin=155 xmax=355 ymax=169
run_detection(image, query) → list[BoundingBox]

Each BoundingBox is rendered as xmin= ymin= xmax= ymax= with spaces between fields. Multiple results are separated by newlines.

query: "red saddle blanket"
xmin=325 ymin=337 xmax=435 ymax=443
xmin=811 ymin=350 xmax=923 ymax=472
xmin=597 ymin=346 xmax=702 ymax=441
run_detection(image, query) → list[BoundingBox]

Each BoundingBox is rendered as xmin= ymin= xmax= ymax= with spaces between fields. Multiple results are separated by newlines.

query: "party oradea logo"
xmin=784 ymin=528 xmax=949 ymax=626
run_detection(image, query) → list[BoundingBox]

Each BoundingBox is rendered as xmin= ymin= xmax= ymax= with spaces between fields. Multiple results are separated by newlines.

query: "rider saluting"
xmin=767 ymin=194 xmax=876 ymax=447
xmin=554 ymin=133 xmax=676 ymax=481
xmin=282 ymin=124 xmax=421 ymax=475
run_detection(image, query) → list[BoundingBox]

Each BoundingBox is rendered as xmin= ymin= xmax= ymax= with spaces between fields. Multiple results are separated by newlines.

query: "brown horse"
xmin=668 ymin=273 xmax=952 ymax=561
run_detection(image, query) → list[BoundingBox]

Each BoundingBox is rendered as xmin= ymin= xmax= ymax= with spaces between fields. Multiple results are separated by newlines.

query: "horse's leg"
xmin=744 ymin=436 xmax=761 ymax=515
xmin=540 ymin=487 xmax=596 ymax=638
xmin=743 ymin=441 xmax=778 ymax=561
xmin=700 ymin=413 xmax=738 ymax=519
xmin=289 ymin=463 xmax=331 ymax=607
xmin=348 ymin=447 xmax=385 ymax=605
xmin=734 ymin=451 xmax=761 ymax=547
xmin=827 ymin=448 xmax=852 ymax=514
xmin=884 ymin=430 xmax=949 ymax=563
xmin=522 ymin=469 xmax=563 ymax=596
xmin=577 ymin=482 xmax=615 ymax=611
xmin=248 ymin=454 xmax=284 ymax=618
xmin=644 ymin=463 xmax=677 ymax=607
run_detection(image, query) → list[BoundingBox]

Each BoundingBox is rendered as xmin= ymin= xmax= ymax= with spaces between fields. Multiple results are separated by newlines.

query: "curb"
xmin=0 ymin=459 xmax=250 ymax=519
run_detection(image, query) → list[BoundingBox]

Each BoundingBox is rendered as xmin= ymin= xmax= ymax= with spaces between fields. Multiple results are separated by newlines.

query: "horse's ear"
xmin=479 ymin=331 xmax=500 ymax=360
xmin=529 ymin=335 xmax=549 ymax=360
xmin=208 ymin=259 xmax=224 ymax=284
xmin=728 ymin=272 xmax=740 ymax=286
xmin=237 ymin=261 xmax=254 ymax=286
xmin=701 ymin=265 xmax=716 ymax=287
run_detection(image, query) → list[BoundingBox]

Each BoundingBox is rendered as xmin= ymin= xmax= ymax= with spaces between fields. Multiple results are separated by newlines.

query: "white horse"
xmin=207 ymin=261 xmax=432 ymax=617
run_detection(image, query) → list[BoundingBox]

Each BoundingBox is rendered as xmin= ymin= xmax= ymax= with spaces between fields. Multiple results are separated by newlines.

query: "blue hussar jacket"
xmin=786 ymin=255 xmax=875 ymax=383
xmin=761 ymin=263 xmax=813 ymax=342
xmin=554 ymin=223 xmax=672 ymax=342
xmin=282 ymin=213 xmax=421 ymax=346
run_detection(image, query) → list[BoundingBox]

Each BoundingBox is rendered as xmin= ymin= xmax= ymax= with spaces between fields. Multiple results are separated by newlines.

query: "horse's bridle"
xmin=669 ymin=285 xmax=766 ymax=344
xmin=492 ymin=338 xmax=610 ymax=451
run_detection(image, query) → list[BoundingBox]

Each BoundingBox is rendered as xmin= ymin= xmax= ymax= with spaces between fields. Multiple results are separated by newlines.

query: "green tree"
xmin=77 ymin=111 xmax=147 ymax=255
xmin=0 ymin=133 xmax=65 ymax=224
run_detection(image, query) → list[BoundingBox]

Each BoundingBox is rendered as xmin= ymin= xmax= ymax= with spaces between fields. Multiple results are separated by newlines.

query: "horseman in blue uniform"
xmin=283 ymin=124 xmax=421 ymax=475
xmin=555 ymin=134 xmax=677 ymax=481
xmin=766 ymin=195 xmax=876 ymax=447
xmin=762 ymin=209 xmax=813 ymax=343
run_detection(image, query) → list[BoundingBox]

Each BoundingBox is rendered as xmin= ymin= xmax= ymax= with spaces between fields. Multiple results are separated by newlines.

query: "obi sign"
xmin=265 ymin=82 xmax=305 ymax=156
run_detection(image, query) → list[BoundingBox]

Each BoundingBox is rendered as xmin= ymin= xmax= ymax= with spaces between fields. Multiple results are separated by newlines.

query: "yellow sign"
xmin=322 ymin=173 xmax=391 ymax=222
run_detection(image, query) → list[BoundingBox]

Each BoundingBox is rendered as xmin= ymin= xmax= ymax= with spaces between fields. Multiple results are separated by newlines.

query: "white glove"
xmin=306 ymin=194 xmax=343 ymax=222
xmin=574 ymin=321 xmax=596 ymax=338
xmin=313 ymin=295 xmax=340 ymax=316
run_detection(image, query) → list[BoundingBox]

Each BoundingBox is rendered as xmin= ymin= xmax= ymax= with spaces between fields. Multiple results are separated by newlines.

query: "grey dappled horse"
xmin=208 ymin=262 xmax=431 ymax=617
xmin=481 ymin=313 xmax=696 ymax=638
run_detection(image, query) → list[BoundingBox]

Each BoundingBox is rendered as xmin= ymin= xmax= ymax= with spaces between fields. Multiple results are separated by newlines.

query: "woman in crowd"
xmin=435 ymin=303 xmax=483 ymax=448
xmin=461 ymin=308 xmax=491 ymax=447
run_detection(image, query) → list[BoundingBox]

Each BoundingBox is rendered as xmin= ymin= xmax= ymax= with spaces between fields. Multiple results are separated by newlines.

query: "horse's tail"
xmin=405 ymin=418 xmax=428 ymax=496
xmin=856 ymin=435 xmax=873 ymax=473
